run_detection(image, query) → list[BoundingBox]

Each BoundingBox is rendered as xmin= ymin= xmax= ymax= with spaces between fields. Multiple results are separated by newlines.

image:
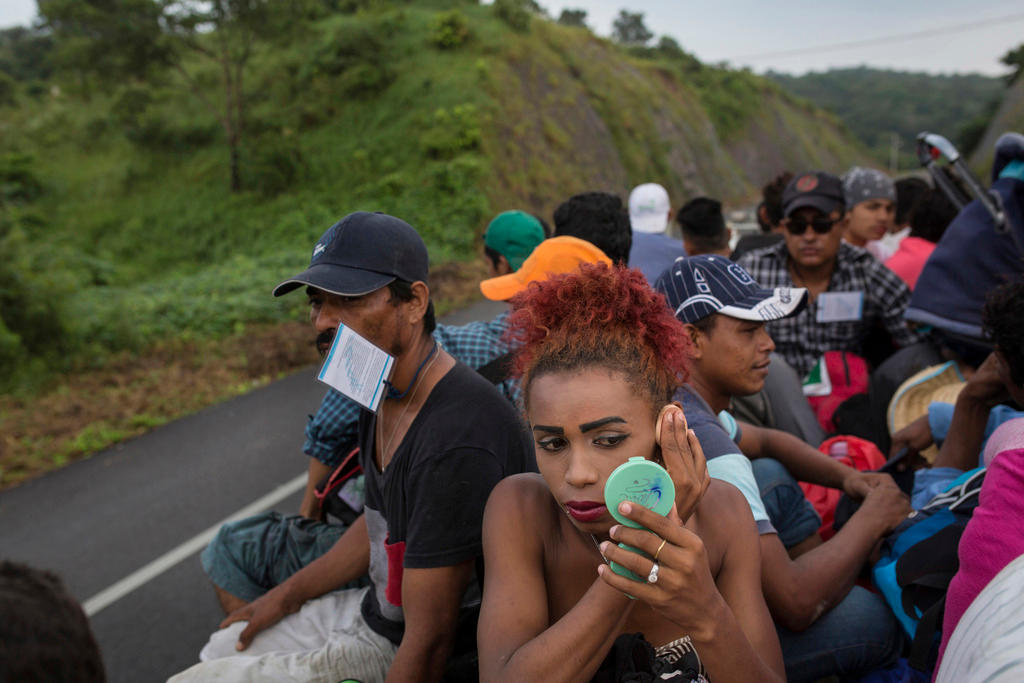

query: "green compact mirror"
xmin=603 ymin=457 xmax=676 ymax=583
xmin=604 ymin=456 xmax=675 ymax=527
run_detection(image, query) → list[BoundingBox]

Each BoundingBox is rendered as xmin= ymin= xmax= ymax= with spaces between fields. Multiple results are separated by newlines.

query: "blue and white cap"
xmin=654 ymin=255 xmax=807 ymax=324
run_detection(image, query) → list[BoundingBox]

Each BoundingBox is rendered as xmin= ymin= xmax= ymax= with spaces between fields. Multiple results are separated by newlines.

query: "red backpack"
xmin=805 ymin=351 xmax=870 ymax=433
xmin=799 ymin=435 xmax=886 ymax=540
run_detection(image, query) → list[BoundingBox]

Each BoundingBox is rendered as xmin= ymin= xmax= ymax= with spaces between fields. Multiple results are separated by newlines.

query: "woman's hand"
xmin=656 ymin=404 xmax=709 ymax=524
xmin=598 ymin=501 xmax=723 ymax=639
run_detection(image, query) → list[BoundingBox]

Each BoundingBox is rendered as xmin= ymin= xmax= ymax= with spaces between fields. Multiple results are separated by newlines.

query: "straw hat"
xmin=888 ymin=361 xmax=966 ymax=462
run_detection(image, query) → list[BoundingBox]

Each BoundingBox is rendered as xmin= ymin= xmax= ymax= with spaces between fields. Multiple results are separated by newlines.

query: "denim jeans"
xmin=753 ymin=458 xmax=904 ymax=681
xmin=202 ymin=511 xmax=352 ymax=601
xmin=752 ymin=457 xmax=821 ymax=548
xmin=778 ymin=586 xmax=904 ymax=682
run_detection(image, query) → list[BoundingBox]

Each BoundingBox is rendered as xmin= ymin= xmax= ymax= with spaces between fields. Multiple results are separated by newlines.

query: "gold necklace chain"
xmin=376 ymin=343 xmax=439 ymax=470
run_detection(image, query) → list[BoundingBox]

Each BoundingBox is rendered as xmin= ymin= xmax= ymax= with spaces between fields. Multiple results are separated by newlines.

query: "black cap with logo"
xmin=782 ymin=171 xmax=845 ymax=218
xmin=273 ymin=212 xmax=429 ymax=298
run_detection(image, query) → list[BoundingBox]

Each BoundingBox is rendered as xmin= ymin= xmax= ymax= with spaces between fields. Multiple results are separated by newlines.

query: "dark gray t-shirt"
xmin=358 ymin=361 xmax=534 ymax=645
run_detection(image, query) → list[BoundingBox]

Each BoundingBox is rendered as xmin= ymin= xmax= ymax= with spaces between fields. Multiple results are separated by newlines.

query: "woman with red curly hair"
xmin=477 ymin=263 xmax=784 ymax=682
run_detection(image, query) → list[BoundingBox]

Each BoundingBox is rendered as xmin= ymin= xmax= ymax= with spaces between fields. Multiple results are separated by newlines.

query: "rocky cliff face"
xmin=480 ymin=20 xmax=866 ymax=215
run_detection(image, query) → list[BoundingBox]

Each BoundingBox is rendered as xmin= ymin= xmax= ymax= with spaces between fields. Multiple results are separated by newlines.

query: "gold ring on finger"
xmin=653 ymin=538 xmax=668 ymax=562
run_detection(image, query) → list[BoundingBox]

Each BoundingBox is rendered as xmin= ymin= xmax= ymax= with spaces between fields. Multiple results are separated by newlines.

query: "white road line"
xmin=83 ymin=472 xmax=307 ymax=617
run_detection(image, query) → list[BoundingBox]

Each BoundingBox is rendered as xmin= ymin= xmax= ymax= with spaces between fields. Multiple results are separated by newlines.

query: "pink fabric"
xmin=884 ymin=236 xmax=936 ymax=289
xmin=983 ymin=417 xmax=1024 ymax=467
xmin=937 ymin=448 xmax=1024 ymax=668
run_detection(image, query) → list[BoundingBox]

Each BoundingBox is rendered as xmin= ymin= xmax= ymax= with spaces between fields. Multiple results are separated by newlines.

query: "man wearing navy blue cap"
xmin=656 ymin=255 xmax=910 ymax=682
xmin=174 ymin=212 xmax=533 ymax=683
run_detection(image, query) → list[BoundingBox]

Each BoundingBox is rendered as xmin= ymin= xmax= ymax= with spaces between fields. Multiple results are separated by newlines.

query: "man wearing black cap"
xmin=172 ymin=212 xmax=533 ymax=683
xmin=737 ymin=171 xmax=923 ymax=380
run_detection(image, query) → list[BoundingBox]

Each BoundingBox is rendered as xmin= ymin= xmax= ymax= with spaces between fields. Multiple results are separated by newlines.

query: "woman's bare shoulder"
xmin=691 ymin=479 xmax=758 ymax=564
xmin=699 ymin=478 xmax=750 ymax=518
xmin=486 ymin=473 xmax=561 ymax=530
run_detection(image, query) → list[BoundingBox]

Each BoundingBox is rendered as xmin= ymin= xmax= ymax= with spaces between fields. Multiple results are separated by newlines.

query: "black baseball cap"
xmin=273 ymin=212 xmax=429 ymax=297
xmin=782 ymin=171 xmax=845 ymax=218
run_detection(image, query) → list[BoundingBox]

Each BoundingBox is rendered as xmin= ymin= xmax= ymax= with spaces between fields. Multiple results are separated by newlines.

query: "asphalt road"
xmin=0 ymin=297 xmax=507 ymax=683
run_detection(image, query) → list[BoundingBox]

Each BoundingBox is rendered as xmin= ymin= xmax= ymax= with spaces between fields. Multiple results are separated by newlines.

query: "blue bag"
xmin=872 ymin=468 xmax=985 ymax=672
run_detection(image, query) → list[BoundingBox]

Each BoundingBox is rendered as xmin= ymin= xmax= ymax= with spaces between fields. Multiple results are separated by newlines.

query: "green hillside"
xmin=0 ymin=1 xmax=872 ymax=483
xmin=768 ymin=67 xmax=1003 ymax=168
xmin=969 ymin=76 xmax=1024 ymax=172
xmin=0 ymin=2 xmax=868 ymax=395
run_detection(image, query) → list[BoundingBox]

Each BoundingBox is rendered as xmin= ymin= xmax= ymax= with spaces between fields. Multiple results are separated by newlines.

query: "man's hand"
xmin=219 ymin=585 xmax=301 ymax=651
xmin=856 ymin=476 xmax=911 ymax=536
xmin=961 ymin=353 xmax=1010 ymax=408
xmin=841 ymin=470 xmax=892 ymax=500
xmin=890 ymin=414 xmax=933 ymax=460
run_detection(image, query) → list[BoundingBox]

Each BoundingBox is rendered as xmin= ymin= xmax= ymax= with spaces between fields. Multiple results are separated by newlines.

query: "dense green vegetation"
xmin=768 ymin=67 xmax=1004 ymax=167
xmin=0 ymin=0 xmax=867 ymax=396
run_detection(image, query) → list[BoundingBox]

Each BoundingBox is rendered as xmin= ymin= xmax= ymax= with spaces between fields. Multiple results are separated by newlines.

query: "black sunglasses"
xmin=785 ymin=216 xmax=840 ymax=235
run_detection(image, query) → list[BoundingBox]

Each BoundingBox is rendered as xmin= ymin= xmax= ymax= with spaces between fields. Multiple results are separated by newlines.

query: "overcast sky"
xmin=3 ymin=0 xmax=1022 ymax=76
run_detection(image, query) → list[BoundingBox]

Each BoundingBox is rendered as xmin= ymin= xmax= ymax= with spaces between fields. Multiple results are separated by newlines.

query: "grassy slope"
xmin=0 ymin=4 xmax=870 ymax=486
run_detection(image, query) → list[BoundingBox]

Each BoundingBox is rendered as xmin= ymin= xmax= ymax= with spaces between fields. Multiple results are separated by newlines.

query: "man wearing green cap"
xmin=482 ymin=210 xmax=546 ymax=277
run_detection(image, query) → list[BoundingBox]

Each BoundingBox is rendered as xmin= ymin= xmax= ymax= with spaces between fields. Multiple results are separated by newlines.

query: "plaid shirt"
xmin=737 ymin=241 xmax=924 ymax=378
xmin=304 ymin=310 xmax=519 ymax=466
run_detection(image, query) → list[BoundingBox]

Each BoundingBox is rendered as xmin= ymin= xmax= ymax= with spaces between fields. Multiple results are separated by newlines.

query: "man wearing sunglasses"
xmin=737 ymin=171 xmax=924 ymax=381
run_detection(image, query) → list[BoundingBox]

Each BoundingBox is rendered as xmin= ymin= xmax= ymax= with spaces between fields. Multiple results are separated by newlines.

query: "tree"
xmin=557 ymin=9 xmax=587 ymax=28
xmin=0 ymin=27 xmax=56 ymax=83
xmin=39 ymin=0 xmax=274 ymax=193
xmin=611 ymin=10 xmax=652 ymax=46
xmin=1001 ymin=44 xmax=1024 ymax=85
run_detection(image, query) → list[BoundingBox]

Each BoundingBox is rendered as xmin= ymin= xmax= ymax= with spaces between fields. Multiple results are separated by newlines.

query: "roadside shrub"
xmin=0 ymin=153 xmax=43 ymax=205
xmin=67 ymin=252 xmax=304 ymax=356
xmin=492 ymin=0 xmax=531 ymax=32
xmin=419 ymin=104 xmax=481 ymax=159
xmin=246 ymin=136 xmax=305 ymax=198
xmin=111 ymin=86 xmax=218 ymax=151
xmin=429 ymin=10 xmax=470 ymax=49
xmin=338 ymin=62 xmax=393 ymax=97
xmin=132 ymin=114 xmax=219 ymax=151
xmin=303 ymin=19 xmax=395 ymax=99
xmin=431 ymin=155 xmax=484 ymax=195
xmin=0 ymin=71 xmax=17 ymax=106
xmin=111 ymin=85 xmax=152 ymax=132
xmin=0 ymin=222 xmax=69 ymax=390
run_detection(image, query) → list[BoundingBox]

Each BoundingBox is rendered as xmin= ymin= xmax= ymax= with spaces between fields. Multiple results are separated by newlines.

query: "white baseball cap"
xmin=628 ymin=183 xmax=671 ymax=234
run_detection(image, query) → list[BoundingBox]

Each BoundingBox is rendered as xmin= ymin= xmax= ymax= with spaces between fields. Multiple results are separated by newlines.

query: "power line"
xmin=729 ymin=12 xmax=1024 ymax=62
